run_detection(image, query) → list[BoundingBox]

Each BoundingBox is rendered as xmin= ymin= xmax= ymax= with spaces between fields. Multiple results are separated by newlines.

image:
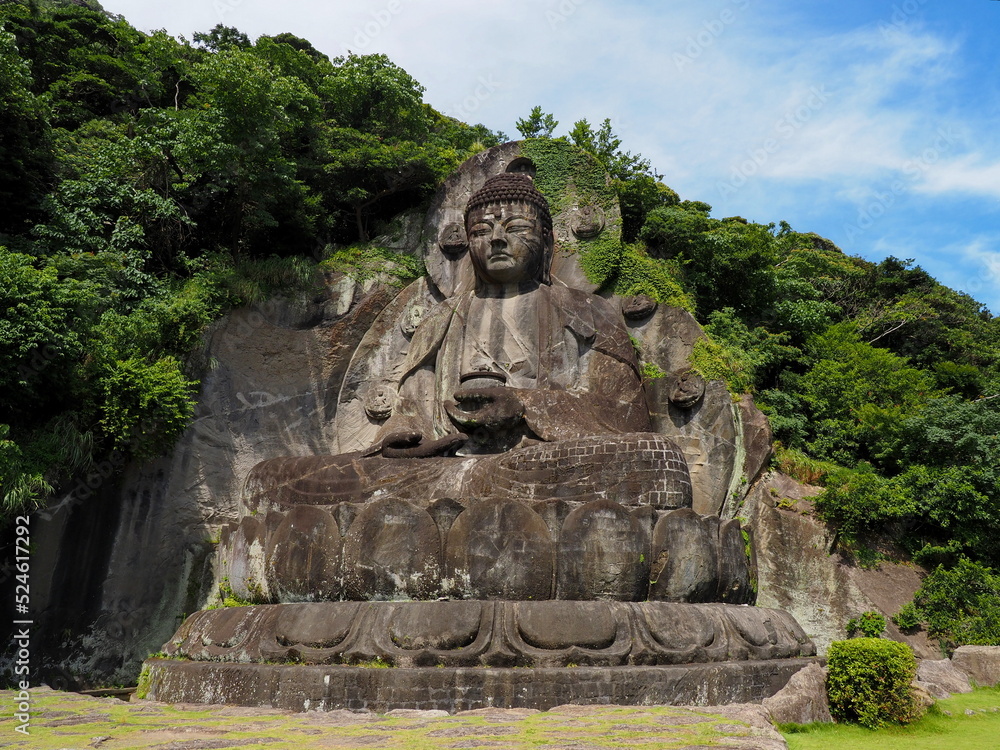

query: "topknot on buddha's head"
xmin=465 ymin=173 xmax=552 ymax=235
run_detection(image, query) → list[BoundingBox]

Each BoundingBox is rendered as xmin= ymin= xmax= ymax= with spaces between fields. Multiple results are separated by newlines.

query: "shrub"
xmin=912 ymin=558 xmax=1000 ymax=650
xmin=826 ymin=638 xmax=924 ymax=728
xmin=892 ymin=602 xmax=921 ymax=632
xmin=846 ymin=611 xmax=887 ymax=639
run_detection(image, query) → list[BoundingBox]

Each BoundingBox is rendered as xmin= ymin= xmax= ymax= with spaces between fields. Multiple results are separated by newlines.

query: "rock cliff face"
xmin=744 ymin=472 xmax=935 ymax=658
xmin=33 ymin=281 xmax=775 ymax=685
xmin=33 ymin=277 xmax=395 ymax=687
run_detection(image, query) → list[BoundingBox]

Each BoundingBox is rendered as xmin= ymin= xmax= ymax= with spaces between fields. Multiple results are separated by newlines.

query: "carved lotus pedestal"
xmin=144 ymin=600 xmax=816 ymax=711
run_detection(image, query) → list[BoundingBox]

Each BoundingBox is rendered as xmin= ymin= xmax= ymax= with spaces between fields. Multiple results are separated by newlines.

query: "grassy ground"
xmin=781 ymin=687 xmax=1000 ymax=750
xmin=0 ymin=687 xmax=784 ymax=749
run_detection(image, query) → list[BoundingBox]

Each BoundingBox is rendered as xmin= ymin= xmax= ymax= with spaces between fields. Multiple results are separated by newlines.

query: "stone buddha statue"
xmin=149 ymin=145 xmax=816 ymax=713
xmin=378 ymin=172 xmax=651 ymax=457
xmin=244 ymin=174 xmax=688 ymax=513
xmin=227 ymin=170 xmax=749 ymax=606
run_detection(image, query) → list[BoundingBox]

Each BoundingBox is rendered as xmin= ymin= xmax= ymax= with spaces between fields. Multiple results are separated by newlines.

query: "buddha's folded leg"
xmin=463 ymin=433 xmax=693 ymax=508
xmin=242 ymin=453 xmax=475 ymax=512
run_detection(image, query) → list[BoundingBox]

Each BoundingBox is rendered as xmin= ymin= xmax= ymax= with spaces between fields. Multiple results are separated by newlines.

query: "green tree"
xmin=0 ymin=26 xmax=52 ymax=235
xmin=192 ymin=24 xmax=251 ymax=52
xmin=0 ymin=249 xmax=98 ymax=514
xmin=1 ymin=2 xmax=151 ymax=127
xmin=0 ymin=249 xmax=90 ymax=417
xmin=515 ymin=105 xmax=558 ymax=138
xmin=569 ymin=117 xmax=669 ymax=239
xmin=911 ymin=558 xmax=1000 ymax=649
xmin=318 ymin=53 xmax=454 ymax=241
xmin=569 ymin=117 xmax=656 ymax=181
xmin=798 ymin=323 xmax=938 ymax=465
xmin=184 ymin=46 xmax=321 ymax=254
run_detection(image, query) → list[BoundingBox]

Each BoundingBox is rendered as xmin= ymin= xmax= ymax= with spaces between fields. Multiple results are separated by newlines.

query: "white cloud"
xmin=946 ymin=239 xmax=1000 ymax=313
xmin=912 ymin=156 xmax=1000 ymax=199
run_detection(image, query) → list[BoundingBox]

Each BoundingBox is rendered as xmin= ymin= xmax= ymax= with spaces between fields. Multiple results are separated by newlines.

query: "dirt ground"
xmin=1 ymin=687 xmax=788 ymax=750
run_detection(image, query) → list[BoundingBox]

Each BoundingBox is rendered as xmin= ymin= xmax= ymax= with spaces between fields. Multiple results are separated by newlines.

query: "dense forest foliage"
xmin=2 ymin=0 xmax=998 ymax=646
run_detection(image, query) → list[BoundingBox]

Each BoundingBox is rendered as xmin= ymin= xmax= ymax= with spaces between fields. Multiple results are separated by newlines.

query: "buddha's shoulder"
xmin=547 ymin=285 xmax=624 ymax=324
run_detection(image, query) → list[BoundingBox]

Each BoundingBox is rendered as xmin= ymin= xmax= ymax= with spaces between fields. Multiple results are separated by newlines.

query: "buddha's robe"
xmin=243 ymin=283 xmax=691 ymax=513
xmin=382 ymin=282 xmax=652 ymax=446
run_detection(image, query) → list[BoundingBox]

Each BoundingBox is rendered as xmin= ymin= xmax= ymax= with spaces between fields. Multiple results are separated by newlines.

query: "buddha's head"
xmin=465 ymin=173 xmax=553 ymax=286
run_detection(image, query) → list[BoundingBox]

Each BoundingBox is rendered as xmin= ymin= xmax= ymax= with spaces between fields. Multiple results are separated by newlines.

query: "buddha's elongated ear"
xmin=540 ymin=228 xmax=554 ymax=285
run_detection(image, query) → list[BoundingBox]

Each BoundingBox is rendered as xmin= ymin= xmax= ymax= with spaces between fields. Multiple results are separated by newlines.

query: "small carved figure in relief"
xmin=571 ymin=204 xmax=606 ymax=239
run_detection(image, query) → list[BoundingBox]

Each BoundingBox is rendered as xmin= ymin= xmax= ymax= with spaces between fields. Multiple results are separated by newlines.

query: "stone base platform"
xmin=145 ymin=600 xmax=818 ymax=712
xmin=142 ymin=658 xmax=820 ymax=713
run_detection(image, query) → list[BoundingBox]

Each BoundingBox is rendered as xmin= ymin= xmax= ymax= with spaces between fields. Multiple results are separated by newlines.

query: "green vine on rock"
xmin=520 ymin=138 xmax=622 ymax=290
xmin=321 ymin=243 xmax=425 ymax=287
xmin=689 ymin=336 xmax=753 ymax=397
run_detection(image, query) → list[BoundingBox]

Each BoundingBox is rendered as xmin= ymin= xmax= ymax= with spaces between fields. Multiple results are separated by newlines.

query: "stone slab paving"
xmin=1 ymin=687 xmax=786 ymax=749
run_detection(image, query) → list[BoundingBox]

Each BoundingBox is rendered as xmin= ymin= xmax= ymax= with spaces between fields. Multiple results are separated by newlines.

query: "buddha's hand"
xmin=380 ymin=431 xmax=467 ymax=458
xmin=445 ymin=387 xmax=525 ymax=431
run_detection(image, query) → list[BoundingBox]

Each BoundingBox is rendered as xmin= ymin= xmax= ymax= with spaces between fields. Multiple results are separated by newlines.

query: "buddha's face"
xmin=466 ymin=201 xmax=549 ymax=285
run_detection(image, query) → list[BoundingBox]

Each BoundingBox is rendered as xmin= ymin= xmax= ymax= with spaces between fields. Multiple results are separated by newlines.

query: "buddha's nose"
xmin=490 ymin=225 xmax=508 ymax=248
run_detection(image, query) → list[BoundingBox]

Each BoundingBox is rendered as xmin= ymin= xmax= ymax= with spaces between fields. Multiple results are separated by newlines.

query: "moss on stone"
xmin=321 ymin=243 xmax=426 ymax=287
xmin=520 ymin=138 xmax=623 ymax=290
xmin=690 ymin=335 xmax=755 ymax=397
xmin=519 ymin=139 xmax=696 ymax=307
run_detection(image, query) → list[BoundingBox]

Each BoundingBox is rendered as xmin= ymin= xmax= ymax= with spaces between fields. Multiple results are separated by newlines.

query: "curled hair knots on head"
xmin=465 ymin=173 xmax=553 ymax=234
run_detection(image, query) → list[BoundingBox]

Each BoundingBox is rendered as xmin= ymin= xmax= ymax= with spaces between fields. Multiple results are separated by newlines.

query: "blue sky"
xmin=102 ymin=0 xmax=1000 ymax=313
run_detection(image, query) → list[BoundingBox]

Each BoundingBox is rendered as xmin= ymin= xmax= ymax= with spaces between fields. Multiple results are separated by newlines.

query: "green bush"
xmin=826 ymin=638 xmax=923 ymax=728
xmin=911 ymin=558 xmax=1000 ymax=650
xmin=846 ymin=611 xmax=887 ymax=639
xmin=892 ymin=602 xmax=921 ymax=631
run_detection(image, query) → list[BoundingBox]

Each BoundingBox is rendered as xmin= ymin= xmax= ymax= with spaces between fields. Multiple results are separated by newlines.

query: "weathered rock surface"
xmin=911 ymin=680 xmax=937 ymax=712
xmin=738 ymin=394 xmax=773 ymax=488
xmin=745 ymin=472 xmax=932 ymax=657
xmin=222 ymin=497 xmax=752 ymax=605
xmin=161 ymin=600 xmax=814 ymax=669
xmin=631 ymin=304 xmax=739 ymax=517
xmin=763 ymin=662 xmax=832 ymax=725
xmin=144 ymin=657 xmax=819 ymax=713
xmin=32 ymin=278 xmax=395 ymax=686
xmin=917 ymin=659 xmax=973 ymax=698
xmin=628 ymin=306 xmax=773 ymax=519
xmin=952 ymin=646 xmax=1000 ymax=687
